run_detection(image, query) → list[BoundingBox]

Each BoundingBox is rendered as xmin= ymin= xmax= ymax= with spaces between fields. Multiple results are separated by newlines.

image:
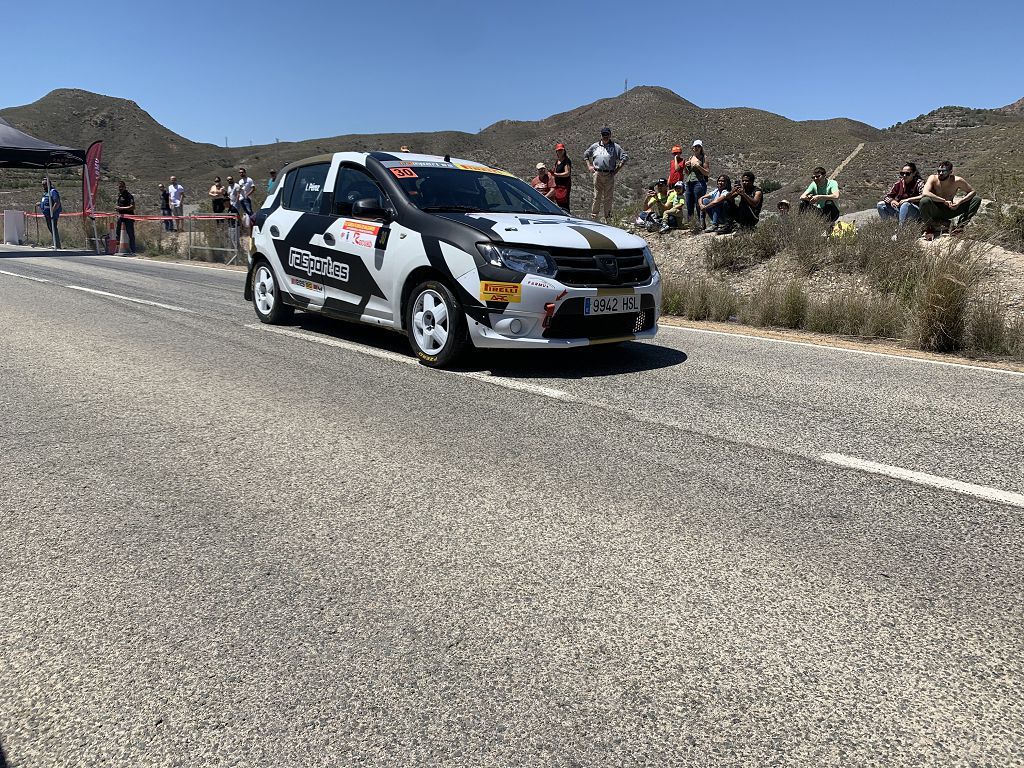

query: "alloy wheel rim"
xmin=255 ymin=265 xmax=275 ymax=315
xmin=412 ymin=289 xmax=450 ymax=354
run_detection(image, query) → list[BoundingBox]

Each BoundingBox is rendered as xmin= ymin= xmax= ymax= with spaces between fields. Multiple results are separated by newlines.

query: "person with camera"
xmin=661 ymin=181 xmax=688 ymax=232
xmin=727 ymin=171 xmax=764 ymax=229
xmin=637 ymin=179 xmax=669 ymax=232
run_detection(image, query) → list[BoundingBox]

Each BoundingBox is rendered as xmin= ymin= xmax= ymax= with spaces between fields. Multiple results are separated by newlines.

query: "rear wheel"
xmin=405 ymin=280 xmax=469 ymax=367
xmin=252 ymin=261 xmax=293 ymax=324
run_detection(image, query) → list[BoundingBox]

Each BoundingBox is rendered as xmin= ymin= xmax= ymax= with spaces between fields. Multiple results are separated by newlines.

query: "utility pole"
xmin=624 ymin=79 xmax=628 ymax=94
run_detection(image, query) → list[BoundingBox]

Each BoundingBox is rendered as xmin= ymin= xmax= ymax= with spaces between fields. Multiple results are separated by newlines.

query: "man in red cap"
xmin=552 ymin=142 xmax=572 ymax=213
xmin=668 ymin=145 xmax=685 ymax=188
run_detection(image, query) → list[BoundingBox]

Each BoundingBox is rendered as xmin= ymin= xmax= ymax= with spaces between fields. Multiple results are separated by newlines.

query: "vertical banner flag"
xmin=82 ymin=141 xmax=103 ymax=214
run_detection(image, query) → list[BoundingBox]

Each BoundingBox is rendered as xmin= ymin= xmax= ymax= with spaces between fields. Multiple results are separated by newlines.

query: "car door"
xmin=270 ymin=161 xmax=333 ymax=310
xmin=318 ymin=164 xmax=397 ymax=325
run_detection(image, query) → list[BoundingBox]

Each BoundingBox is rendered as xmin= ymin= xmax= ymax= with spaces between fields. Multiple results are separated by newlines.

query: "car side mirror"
xmin=352 ymin=197 xmax=392 ymax=221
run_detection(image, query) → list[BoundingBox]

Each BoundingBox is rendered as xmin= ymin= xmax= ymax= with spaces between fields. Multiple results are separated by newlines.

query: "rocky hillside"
xmin=1 ymin=86 xmax=1022 ymax=217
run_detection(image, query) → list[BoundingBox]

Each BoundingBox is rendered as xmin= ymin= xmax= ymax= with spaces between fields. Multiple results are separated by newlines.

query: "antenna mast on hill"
xmin=624 ymin=79 xmax=628 ymax=93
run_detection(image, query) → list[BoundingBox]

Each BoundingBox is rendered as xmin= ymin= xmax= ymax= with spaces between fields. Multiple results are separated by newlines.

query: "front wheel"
xmin=405 ymin=280 xmax=469 ymax=367
xmin=251 ymin=261 xmax=293 ymax=324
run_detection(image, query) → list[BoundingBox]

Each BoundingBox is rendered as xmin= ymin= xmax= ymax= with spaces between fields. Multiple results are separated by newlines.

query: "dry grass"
xmin=662 ymin=276 xmax=739 ymax=321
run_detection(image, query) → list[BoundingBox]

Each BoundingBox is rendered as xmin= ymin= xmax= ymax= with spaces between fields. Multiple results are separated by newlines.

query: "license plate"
xmin=584 ymin=295 xmax=641 ymax=315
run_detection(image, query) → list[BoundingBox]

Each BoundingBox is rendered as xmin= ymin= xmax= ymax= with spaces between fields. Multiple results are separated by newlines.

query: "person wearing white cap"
xmin=685 ymin=140 xmax=711 ymax=229
xmin=530 ymin=162 xmax=557 ymax=201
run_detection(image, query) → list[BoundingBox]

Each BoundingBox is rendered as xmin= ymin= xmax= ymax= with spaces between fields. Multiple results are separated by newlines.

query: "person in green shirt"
xmin=661 ymin=181 xmax=688 ymax=232
xmin=799 ymin=166 xmax=840 ymax=226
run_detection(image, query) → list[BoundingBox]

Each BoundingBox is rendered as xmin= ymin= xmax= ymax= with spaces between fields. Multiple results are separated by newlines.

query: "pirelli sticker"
xmin=480 ymin=281 xmax=522 ymax=302
xmin=454 ymin=162 xmax=514 ymax=177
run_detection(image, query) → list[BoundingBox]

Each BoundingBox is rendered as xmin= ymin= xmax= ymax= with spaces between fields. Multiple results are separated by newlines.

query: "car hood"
xmin=434 ymin=212 xmax=648 ymax=250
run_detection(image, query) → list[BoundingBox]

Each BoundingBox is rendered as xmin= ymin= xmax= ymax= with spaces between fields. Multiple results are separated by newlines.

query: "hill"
xmin=1 ymin=86 xmax=1022 ymax=217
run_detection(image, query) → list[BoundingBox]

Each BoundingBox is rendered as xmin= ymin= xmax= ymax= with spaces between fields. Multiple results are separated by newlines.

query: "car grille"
xmin=544 ymin=297 xmax=657 ymax=340
xmin=547 ymin=247 xmax=651 ymax=287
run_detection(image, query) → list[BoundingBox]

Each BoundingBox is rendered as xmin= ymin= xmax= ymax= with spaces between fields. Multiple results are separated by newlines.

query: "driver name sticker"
xmin=390 ymin=167 xmax=418 ymax=179
xmin=343 ymin=221 xmax=380 ymax=235
xmin=480 ymin=281 xmax=522 ymax=302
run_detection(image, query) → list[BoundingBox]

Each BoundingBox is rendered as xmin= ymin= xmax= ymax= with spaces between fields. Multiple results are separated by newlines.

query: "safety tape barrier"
xmin=21 ymin=212 xmax=241 ymax=221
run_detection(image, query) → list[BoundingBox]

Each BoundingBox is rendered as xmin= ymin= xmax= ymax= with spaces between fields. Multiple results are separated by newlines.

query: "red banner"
xmin=82 ymin=141 xmax=103 ymax=215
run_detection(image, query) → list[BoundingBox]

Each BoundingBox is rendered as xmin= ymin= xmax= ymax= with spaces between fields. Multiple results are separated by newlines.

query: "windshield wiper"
xmin=420 ymin=205 xmax=481 ymax=213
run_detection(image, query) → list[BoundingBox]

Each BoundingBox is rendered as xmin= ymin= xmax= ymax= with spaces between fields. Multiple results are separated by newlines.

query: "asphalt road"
xmin=1 ymin=249 xmax=1022 ymax=767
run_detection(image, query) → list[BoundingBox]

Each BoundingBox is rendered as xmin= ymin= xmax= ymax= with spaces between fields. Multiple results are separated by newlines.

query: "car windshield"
xmin=386 ymin=165 xmax=565 ymax=216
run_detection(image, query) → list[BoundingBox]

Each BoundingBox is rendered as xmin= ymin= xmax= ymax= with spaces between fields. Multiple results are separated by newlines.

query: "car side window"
xmin=334 ymin=166 xmax=386 ymax=218
xmin=285 ymin=163 xmax=330 ymax=214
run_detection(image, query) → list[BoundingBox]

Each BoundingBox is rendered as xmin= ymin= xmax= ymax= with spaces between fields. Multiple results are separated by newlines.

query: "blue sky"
xmin=3 ymin=0 xmax=1021 ymax=147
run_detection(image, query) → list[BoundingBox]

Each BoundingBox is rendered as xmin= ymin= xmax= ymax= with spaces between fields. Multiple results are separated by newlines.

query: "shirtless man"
xmin=918 ymin=160 xmax=981 ymax=240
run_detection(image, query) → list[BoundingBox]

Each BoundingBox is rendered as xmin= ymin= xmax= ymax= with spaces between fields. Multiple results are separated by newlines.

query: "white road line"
xmin=0 ymin=269 xmax=50 ymax=283
xmin=820 ymin=453 xmax=1024 ymax=509
xmin=660 ymin=324 xmax=1024 ymax=378
xmin=65 ymin=286 xmax=192 ymax=313
xmin=245 ymin=323 xmax=574 ymax=400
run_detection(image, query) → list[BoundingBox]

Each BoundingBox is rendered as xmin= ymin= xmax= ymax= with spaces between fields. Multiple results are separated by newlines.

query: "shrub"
xmin=662 ymin=276 xmax=739 ymax=321
xmin=761 ymin=179 xmax=783 ymax=194
xmin=910 ymin=241 xmax=987 ymax=353
xmin=741 ymin=273 xmax=807 ymax=329
xmin=705 ymin=218 xmax=784 ymax=271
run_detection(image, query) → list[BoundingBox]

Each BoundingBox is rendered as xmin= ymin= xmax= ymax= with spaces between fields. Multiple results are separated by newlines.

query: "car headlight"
xmin=642 ymin=245 xmax=658 ymax=272
xmin=478 ymin=243 xmax=557 ymax=277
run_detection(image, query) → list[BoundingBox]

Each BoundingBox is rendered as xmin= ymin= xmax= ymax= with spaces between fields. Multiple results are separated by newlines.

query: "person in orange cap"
xmin=552 ymin=142 xmax=572 ymax=213
xmin=668 ymin=145 xmax=686 ymax=188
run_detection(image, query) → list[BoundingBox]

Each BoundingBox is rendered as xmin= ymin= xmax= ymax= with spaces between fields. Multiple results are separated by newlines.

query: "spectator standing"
xmin=158 ymin=183 xmax=173 ymax=231
xmin=699 ymin=175 xmax=734 ymax=234
xmin=551 ymin=143 xmax=572 ymax=213
xmin=531 ymin=163 xmax=557 ymax=200
xmin=167 ymin=176 xmax=186 ymax=231
xmin=209 ymin=176 xmax=227 ymax=214
xmin=667 ymin=145 xmax=686 ymax=188
xmin=877 ymin=162 xmax=925 ymax=226
xmin=684 ymin=140 xmax=710 ymax=228
xmin=39 ymin=178 xmax=62 ymax=249
xmin=114 ymin=181 xmax=137 ymax=255
xmin=918 ymin=160 xmax=981 ymax=240
xmin=583 ymin=126 xmax=628 ymax=224
xmin=237 ymin=167 xmax=255 ymax=220
xmin=799 ymin=167 xmax=840 ymax=226
xmin=225 ymin=175 xmax=240 ymax=247
xmin=728 ymin=171 xmax=764 ymax=229
xmin=267 ymin=169 xmax=277 ymax=193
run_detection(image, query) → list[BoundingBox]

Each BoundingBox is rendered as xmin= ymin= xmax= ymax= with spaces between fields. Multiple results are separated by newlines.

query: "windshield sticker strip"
xmin=381 ymin=160 xmax=456 ymax=169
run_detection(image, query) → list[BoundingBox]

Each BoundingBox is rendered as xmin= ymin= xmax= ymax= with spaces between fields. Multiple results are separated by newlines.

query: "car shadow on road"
xmin=1 ymin=738 xmax=9 ymax=768
xmin=290 ymin=314 xmax=687 ymax=379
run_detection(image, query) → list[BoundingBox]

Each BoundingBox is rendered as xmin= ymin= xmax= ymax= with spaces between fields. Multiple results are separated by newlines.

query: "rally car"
xmin=245 ymin=151 xmax=661 ymax=367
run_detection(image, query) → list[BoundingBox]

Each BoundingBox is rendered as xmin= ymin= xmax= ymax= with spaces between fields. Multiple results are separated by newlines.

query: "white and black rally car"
xmin=245 ymin=151 xmax=661 ymax=367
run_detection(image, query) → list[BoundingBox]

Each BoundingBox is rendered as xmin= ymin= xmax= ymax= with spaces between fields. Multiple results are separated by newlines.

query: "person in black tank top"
xmin=552 ymin=143 xmax=572 ymax=213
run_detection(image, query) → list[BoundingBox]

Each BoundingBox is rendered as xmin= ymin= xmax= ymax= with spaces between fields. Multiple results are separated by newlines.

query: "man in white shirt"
xmin=167 ymin=175 xmax=186 ymax=232
xmin=237 ymin=167 xmax=255 ymax=220
xmin=225 ymin=175 xmax=240 ymax=246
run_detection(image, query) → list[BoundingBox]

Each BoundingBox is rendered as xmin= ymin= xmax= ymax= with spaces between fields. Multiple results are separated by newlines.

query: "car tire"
xmin=405 ymin=279 xmax=469 ymax=367
xmin=251 ymin=260 xmax=293 ymax=324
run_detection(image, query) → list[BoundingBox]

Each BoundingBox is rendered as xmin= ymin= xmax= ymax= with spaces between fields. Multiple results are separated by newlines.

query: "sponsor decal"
xmin=339 ymin=230 xmax=376 ymax=249
xmin=304 ymin=181 xmax=321 ymax=192
xmin=381 ymin=160 xmax=455 ymax=169
xmin=524 ymin=278 xmax=556 ymax=289
xmin=480 ymin=281 xmax=522 ymax=302
xmin=454 ymin=162 xmax=514 ymax=177
xmin=289 ymin=276 xmax=324 ymax=293
xmin=390 ymin=167 xmax=418 ymax=179
xmin=343 ymin=220 xmax=380 ymax=235
xmin=288 ymin=247 xmax=349 ymax=283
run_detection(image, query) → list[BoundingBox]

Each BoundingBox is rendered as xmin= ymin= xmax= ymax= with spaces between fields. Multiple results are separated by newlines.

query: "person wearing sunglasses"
xmin=918 ymin=160 xmax=981 ymax=241
xmin=877 ymin=162 xmax=925 ymax=226
xmin=799 ymin=166 xmax=841 ymax=227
